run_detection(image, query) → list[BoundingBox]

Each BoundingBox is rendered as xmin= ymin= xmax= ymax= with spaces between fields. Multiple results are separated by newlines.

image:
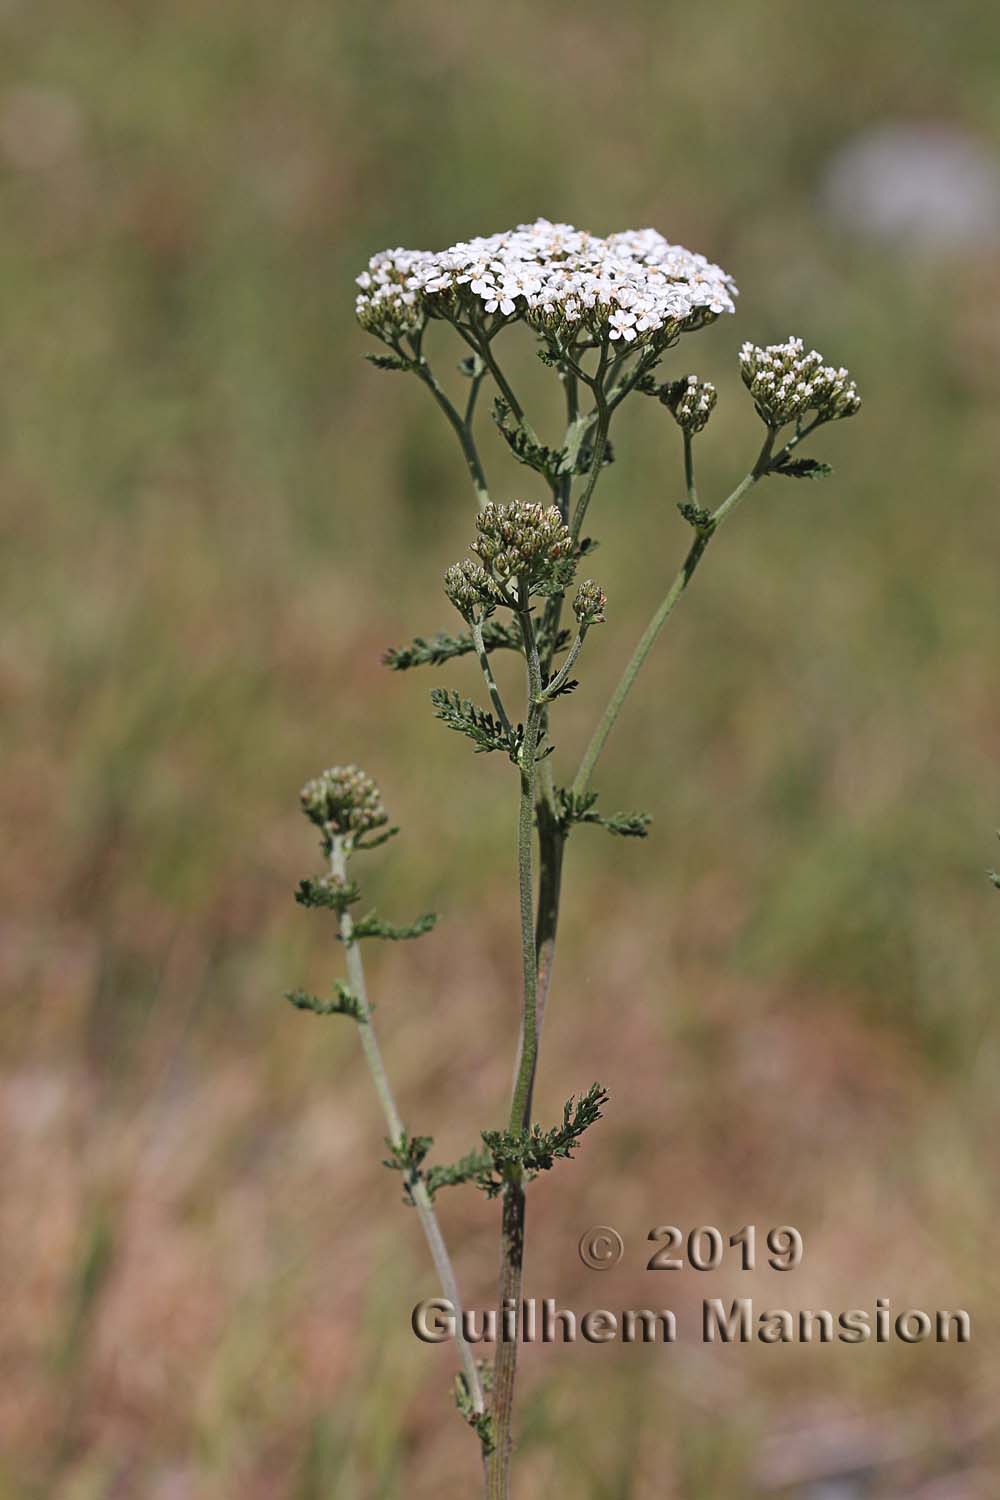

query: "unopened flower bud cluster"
xmin=660 ymin=374 xmax=717 ymax=434
xmin=356 ymin=219 xmax=737 ymax=348
xmin=300 ymin=765 xmax=388 ymax=837
xmin=573 ymin=579 xmax=608 ymax=627
xmin=469 ymin=502 xmax=575 ymax=595
xmin=739 ymin=337 xmax=861 ymax=428
xmin=443 ymin=559 xmax=504 ymax=619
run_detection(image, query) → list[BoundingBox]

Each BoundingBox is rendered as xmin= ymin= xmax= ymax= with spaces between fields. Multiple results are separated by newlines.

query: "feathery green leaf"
xmin=284 ymin=983 xmax=367 ymax=1021
xmin=383 ymin=619 xmax=524 ymax=671
xmin=431 ymin=687 xmax=522 ymax=759
xmin=348 ymin=910 xmax=438 ymax=942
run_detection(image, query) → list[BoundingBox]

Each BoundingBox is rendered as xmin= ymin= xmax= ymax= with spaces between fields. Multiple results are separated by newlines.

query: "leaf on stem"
xmin=424 ymin=1146 xmax=494 ymax=1200
xmin=295 ymin=875 xmax=361 ymax=912
xmin=540 ymin=674 xmax=579 ymax=700
xmin=383 ymin=620 xmax=524 ymax=671
xmin=771 ymin=455 xmax=833 ymax=480
xmin=555 ymin=788 xmax=651 ymax=839
xmin=431 ymin=686 xmax=523 ymax=760
xmin=491 ymin=397 xmax=566 ymax=482
xmin=382 ymin=1132 xmax=434 ymax=1176
xmin=348 ymin=911 xmax=438 ymax=942
xmin=601 ymin=811 xmax=653 ymax=838
xmin=354 ymin=825 xmax=400 ymax=852
xmin=474 ymin=1083 xmax=611 ymax=1196
xmin=364 ymin=351 xmax=413 ymax=373
xmin=454 ymin=1373 xmax=495 ymax=1455
xmin=284 ymin=983 xmax=367 ymax=1021
xmin=573 ymin=437 xmax=615 ymax=475
xmin=677 ymin=501 xmax=714 ymax=531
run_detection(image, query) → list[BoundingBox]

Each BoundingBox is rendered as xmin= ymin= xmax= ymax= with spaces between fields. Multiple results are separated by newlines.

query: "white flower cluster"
xmin=356 ymin=219 xmax=737 ymax=347
xmin=739 ymin=337 xmax=861 ymax=427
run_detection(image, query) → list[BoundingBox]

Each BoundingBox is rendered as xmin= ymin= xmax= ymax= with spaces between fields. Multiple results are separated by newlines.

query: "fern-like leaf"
xmin=348 ymin=910 xmax=438 ymax=942
xmin=284 ymin=983 xmax=366 ymax=1021
xmin=430 ymin=687 xmax=522 ymax=759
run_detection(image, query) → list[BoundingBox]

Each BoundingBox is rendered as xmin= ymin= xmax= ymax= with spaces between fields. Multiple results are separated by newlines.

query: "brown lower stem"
xmin=527 ymin=799 xmax=565 ymax=1114
xmin=487 ymin=800 xmax=566 ymax=1497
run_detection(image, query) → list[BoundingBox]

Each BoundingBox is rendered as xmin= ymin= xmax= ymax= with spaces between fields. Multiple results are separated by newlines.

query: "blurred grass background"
xmin=2 ymin=1 xmax=1000 ymax=1496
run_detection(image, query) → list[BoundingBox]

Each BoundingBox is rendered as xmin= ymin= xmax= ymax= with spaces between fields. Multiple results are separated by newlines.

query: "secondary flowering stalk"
xmin=285 ymin=219 xmax=862 ymax=1498
xmin=288 ymin=769 xmax=487 ymax=1436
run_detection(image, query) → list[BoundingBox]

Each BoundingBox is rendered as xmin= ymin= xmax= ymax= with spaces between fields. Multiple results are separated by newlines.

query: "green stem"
xmin=487 ymin=593 xmax=544 ymax=1500
xmin=556 ymin=362 xmax=581 ymax=522
xmin=571 ymin=431 xmax=776 ymax=797
xmin=508 ymin=600 xmax=543 ymax=1133
xmin=529 ymin=797 xmax=565 ymax=1095
xmin=570 ymin=344 xmax=610 ymax=541
xmin=517 ymin=359 xmax=582 ymax=1101
xmin=711 ymin=429 xmax=775 ymax=526
xmin=471 ymin=615 xmax=514 ymax=741
xmin=607 ymin=344 xmax=662 ymax=411
xmin=410 ymin=351 xmax=491 ymax=510
xmin=683 ymin=430 xmax=697 ymax=507
xmin=465 ymin=365 xmax=486 ymax=428
xmin=451 ymin=313 xmax=540 ymax=447
xmin=330 ymin=837 xmax=486 ymax=1425
xmin=539 ymin=627 xmax=587 ymax=701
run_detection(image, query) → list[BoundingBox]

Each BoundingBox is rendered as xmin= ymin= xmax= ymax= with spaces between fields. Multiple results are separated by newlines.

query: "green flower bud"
xmin=572 ymin=579 xmax=607 ymax=627
xmin=443 ymin=560 xmax=501 ymax=619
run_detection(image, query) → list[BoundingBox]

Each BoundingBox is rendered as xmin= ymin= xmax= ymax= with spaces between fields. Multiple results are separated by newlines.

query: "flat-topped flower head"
xmin=469 ymin=501 xmax=575 ymax=598
xmin=356 ymin=218 xmax=737 ymax=349
xmin=300 ymin=765 xmax=388 ymax=839
xmin=739 ymin=337 xmax=861 ymax=428
xmin=659 ymin=374 xmax=717 ymax=434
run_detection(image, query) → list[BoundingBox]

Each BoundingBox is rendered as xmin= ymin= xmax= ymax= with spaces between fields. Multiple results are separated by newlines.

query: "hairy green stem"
xmin=487 ymin=596 xmax=544 ymax=1500
xmin=508 ymin=360 xmax=586 ymax=1116
xmin=471 ymin=616 xmax=514 ymax=740
xmin=539 ymin=626 xmax=587 ymax=701
xmin=330 ymin=837 xmax=486 ymax=1423
xmin=508 ymin=599 xmax=544 ymax=1133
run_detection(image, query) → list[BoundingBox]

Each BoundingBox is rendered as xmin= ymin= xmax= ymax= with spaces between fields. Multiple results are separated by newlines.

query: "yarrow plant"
xmin=286 ymin=219 xmax=860 ymax=1497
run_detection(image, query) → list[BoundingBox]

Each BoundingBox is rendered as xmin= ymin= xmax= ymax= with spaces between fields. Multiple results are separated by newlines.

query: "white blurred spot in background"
xmin=822 ymin=123 xmax=1000 ymax=251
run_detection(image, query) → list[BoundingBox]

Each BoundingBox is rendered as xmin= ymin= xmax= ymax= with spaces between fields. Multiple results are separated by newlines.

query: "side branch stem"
xmin=409 ymin=346 xmax=490 ymax=509
xmin=571 ymin=432 xmax=776 ymax=796
xmin=471 ymin=616 xmax=514 ymax=740
xmin=330 ymin=837 xmax=486 ymax=1422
